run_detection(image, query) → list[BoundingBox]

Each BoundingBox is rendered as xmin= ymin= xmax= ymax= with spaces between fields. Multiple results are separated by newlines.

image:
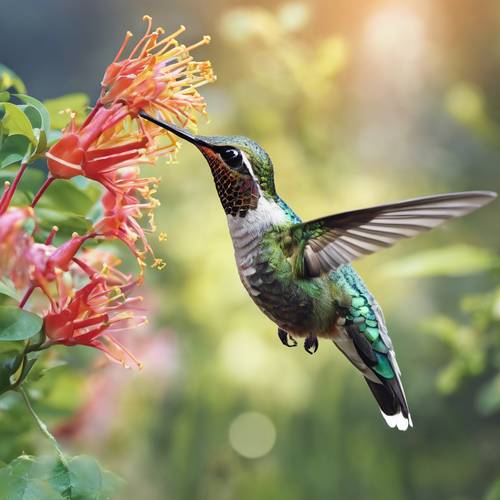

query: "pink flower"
xmin=43 ymin=272 xmax=144 ymax=368
xmin=100 ymin=16 xmax=214 ymax=124
xmin=0 ymin=207 xmax=35 ymax=288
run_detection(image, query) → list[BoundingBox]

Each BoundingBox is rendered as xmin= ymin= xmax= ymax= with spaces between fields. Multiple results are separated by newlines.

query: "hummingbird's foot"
xmin=278 ymin=328 xmax=297 ymax=347
xmin=304 ymin=335 xmax=318 ymax=355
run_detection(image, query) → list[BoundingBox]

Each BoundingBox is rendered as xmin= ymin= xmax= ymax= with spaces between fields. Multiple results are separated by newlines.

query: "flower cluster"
xmin=0 ymin=16 xmax=213 ymax=368
xmin=45 ymin=15 xmax=214 ymax=271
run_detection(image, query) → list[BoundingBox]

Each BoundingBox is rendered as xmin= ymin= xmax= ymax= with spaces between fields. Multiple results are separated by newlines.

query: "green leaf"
xmin=21 ymin=105 xmax=42 ymax=129
xmin=382 ymin=245 xmax=499 ymax=278
xmin=38 ymin=178 xmax=102 ymax=216
xmin=0 ymin=350 xmax=22 ymax=393
xmin=43 ymin=94 xmax=89 ymax=130
xmin=0 ymin=134 xmax=31 ymax=168
xmin=50 ymin=456 xmax=123 ymax=499
xmin=35 ymin=207 xmax=93 ymax=241
xmin=0 ymin=307 xmax=42 ymax=341
xmin=15 ymin=95 xmax=51 ymax=157
xmin=0 ymin=91 xmax=10 ymax=102
xmin=25 ymin=359 xmax=67 ymax=383
xmin=0 ymin=455 xmax=62 ymax=500
xmin=0 ymin=455 xmax=122 ymax=500
xmin=0 ymin=281 xmax=19 ymax=301
xmin=0 ymin=341 xmax=25 ymax=355
xmin=0 ymin=103 xmax=36 ymax=145
xmin=15 ymin=95 xmax=50 ymax=134
xmin=477 ymin=374 xmax=500 ymax=416
xmin=0 ymin=65 xmax=26 ymax=94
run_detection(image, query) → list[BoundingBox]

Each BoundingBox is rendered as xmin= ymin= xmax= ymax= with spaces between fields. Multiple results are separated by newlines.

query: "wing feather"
xmin=292 ymin=191 xmax=496 ymax=276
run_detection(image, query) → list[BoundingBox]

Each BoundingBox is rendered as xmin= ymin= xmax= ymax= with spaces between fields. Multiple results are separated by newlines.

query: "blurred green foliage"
xmin=0 ymin=2 xmax=499 ymax=500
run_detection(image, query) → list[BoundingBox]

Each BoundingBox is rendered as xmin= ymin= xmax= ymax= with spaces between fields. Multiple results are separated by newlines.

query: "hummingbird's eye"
xmin=219 ymin=148 xmax=244 ymax=170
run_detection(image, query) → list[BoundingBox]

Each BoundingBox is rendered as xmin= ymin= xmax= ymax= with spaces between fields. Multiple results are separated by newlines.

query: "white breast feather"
xmin=226 ymin=153 xmax=287 ymax=289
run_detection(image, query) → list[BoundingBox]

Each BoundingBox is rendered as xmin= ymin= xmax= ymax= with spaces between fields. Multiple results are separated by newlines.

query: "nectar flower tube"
xmin=46 ymin=17 xmax=214 ymax=185
xmin=43 ymin=271 xmax=145 ymax=368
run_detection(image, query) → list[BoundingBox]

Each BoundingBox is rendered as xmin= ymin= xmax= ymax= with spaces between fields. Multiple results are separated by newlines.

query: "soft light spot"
xmin=445 ymin=83 xmax=485 ymax=125
xmin=277 ymin=3 xmax=310 ymax=32
xmin=363 ymin=5 xmax=427 ymax=88
xmin=364 ymin=5 xmax=425 ymax=59
xmin=229 ymin=412 xmax=276 ymax=459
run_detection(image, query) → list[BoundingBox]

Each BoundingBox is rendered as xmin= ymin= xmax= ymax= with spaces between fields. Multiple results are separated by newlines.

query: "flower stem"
xmin=19 ymin=285 xmax=36 ymax=309
xmin=31 ymin=176 xmax=55 ymax=208
xmin=0 ymin=162 xmax=28 ymax=214
xmin=19 ymin=387 xmax=67 ymax=465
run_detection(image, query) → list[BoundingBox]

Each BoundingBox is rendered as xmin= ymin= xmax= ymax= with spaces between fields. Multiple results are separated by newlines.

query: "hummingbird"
xmin=140 ymin=111 xmax=496 ymax=431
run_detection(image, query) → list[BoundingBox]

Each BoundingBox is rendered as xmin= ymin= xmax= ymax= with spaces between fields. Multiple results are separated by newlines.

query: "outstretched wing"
xmin=290 ymin=191 xmax=496 ymax=277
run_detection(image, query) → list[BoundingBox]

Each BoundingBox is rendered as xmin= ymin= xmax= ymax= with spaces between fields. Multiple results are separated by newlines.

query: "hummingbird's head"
xmin=140 ymin=112 xmax=276 ymax=217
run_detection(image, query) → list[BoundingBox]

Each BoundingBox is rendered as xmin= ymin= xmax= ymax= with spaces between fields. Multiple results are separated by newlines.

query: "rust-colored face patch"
xmin=200 ymin=146 xmax=260 ymax=217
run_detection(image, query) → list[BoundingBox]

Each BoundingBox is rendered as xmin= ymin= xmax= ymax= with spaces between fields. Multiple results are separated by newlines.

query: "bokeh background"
xmin=1 ymin=1 xmax=500 ymax=499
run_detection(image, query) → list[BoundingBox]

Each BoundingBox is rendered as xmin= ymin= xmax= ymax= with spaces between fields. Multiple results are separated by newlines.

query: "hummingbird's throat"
xmin=201 ymin=147 xmax=260 ymax=217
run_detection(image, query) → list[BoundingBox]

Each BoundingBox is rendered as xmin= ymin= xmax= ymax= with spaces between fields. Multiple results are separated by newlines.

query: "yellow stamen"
xmin=152 ymin=258 xmax=166 ymax=270
xmin=128 ymin=15 xmax=154 ymax=59
xmin=185 ymin=35 xmax=211 ymax=53
xmin=113 ymin=30 xmax=134 ymax=63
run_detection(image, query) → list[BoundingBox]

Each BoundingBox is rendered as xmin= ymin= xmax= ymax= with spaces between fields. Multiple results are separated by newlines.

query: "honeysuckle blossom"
xmin=100 ymin=15 xmax=214 ymax=125
xmin=0 ymin=207 xmax=34 ymax=288
xmin=43 ymin=272 xmax=145 ymax=368
xmin=0 ymin=15 xmax=214 ymax=373
xmin=21 ymin=232 xmax=96 ymax=301
xmin=94 ymin=173 xmax=159 ymax=269
xmin=46 ymin=16 xmax=214 ymax=187
xmin=46 ymin=109 xmax=152 ymax=182
xmin=42 ymin=17 xmax=214 ymax=275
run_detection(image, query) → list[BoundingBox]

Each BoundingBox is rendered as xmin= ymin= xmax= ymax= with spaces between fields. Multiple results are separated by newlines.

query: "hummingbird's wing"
xmin=290 ymin=191 xmax=496 ymax=277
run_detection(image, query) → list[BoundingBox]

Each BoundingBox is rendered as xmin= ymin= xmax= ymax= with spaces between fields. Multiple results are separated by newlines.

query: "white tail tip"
xmin=381 ymin=411 xmax=413 ymax=431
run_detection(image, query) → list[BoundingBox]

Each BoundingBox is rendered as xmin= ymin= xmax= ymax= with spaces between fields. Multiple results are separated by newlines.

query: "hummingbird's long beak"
xmin=139 ymin=111 xmax=212 ymax=149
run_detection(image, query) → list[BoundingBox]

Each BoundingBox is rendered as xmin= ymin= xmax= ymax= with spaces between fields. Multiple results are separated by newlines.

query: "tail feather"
xmin=365 ymin=377 xmax=413 ymax=431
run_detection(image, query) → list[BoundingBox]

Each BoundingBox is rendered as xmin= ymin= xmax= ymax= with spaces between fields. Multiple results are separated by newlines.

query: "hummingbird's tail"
xmin=364 ymin=368 xmax=413 ymax=431
xmin=333 ymin=327 xmax=413 ymax=431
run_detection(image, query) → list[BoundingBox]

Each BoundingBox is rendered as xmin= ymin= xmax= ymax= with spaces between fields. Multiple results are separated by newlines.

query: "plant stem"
xmin=31 ymin=176 xmax=55 ymax=208
xmin=18 ymin=285 xmax=36 ymax=309
xmin=19 ymin=387 xmax=67 ymax=465
xmin=0 ymin=162 xmax=28 ymax=214
xmin=10 ymin=355 xmax=28 ymax=390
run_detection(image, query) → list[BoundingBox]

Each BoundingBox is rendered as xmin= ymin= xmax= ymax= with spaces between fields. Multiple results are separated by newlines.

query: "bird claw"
xmin=278 ymin=328 xmax=297 ymax=347
xmin=304 ymin=335 xmax=318 ymax=354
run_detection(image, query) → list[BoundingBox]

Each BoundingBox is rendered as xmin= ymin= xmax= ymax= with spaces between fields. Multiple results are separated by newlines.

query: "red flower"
xmin=0 ymin=207 xmax=35 ymax=288
xmin=43 ymin=272 xmax=144 ymax=368
xmin=46 ymin=16 xmax=214 ymax=186
xmin=46 ymin=106 xmax=151 ymax=182
xmin=100 ymin=16 xmax=214 ymax=124
xmin=42 ymin=17 xmax=214 ymax=277
xmin=2 ymin=16 xmax=214 ymax=373
xmin=94 ymin=169 xmax=161 ymax=272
